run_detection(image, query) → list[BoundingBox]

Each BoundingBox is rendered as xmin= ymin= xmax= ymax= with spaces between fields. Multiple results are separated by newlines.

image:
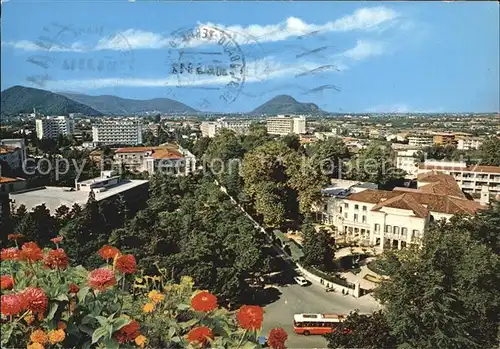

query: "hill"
xmin=249 ymin=95 xmax=326 ymax=115
xmin=1 ymin=86 xmax=102 ymax=116
xmin=60 ymin=92 xmax=199 ymax=115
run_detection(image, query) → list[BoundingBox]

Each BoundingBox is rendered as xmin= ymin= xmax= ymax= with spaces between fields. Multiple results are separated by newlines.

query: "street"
xmin=261 ymin=282 xmax=381 ymax=349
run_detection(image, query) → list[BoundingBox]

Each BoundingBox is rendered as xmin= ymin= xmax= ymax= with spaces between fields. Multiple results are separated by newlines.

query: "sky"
xmin=1 ymin=1 xmax=499 ymax=113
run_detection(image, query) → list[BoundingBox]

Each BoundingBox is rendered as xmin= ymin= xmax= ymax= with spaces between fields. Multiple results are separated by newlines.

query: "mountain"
xmin=249 ymin=95 xmax=326 ymax=115
xmin=1 ymin=86 xmax=102 ymax=116
xmin=60 ymin=92 xmax=198 ymax=115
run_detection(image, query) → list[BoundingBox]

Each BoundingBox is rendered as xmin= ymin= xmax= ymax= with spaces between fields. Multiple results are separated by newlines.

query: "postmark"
xmin=26 ymin=22 xmax=134 ymax=89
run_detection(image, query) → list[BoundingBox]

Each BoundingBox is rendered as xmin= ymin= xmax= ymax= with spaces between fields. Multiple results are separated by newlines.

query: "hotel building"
xmin=35 ymin=116 xmax=75 ymax=140
xmin=92 ymin=118 xmax=143 ymax=145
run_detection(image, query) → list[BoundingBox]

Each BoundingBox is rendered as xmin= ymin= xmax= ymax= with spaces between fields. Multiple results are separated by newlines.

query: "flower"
xmin=88 ymin=268 xmax=116 ymax=291
xmin=1 ymin=275 xmax=14 ymax=290
xmin=143 ymin=302 xmax=155 ymax=313
xmin=1 ymin=247 xmax=20 ymax=261
xmin=8 ymin=233 xmax=23 ymax=240
xmin=97 ymin=245 xmax=120 ymax=260
xmin=30 ymin=329 xmax=47 ymax=344
xmin=186 ymin=326 xmax=214 ymax=347
xmin=114 ymin=320 xmax=140 ymax=343
xmin=1 ymin=294 xmax=22 ymax=316
xmin=115 ymin=254 xmax=137 ymax=274
xmin=191 ymin=291 xmax=218 ymax=312
xmin=237 ymin=305 xmax=264 ymax=331
xmin=147 ymin=290 xmax=165 ymax=304
xmin=19 ymin=242 xmax=44 ymax=262
xmin=47 ymin=329 xmax=65 ymax=344
xmin=21 ymin=287 xmax=49 ymax=315
xmin=50 ymin=236 xmax=63 ymax=244
xmin=268 ymin=328 xmax=288 ymax=349
xmin=134 ymin=335 xmax=147 ymax=348
xmin=57 ymin=321 xmax=67 ymax=330
xmin=68 ymin=283 xmax=80 ymax=294
xmin=44 ymin=249 xmax=69 ymax=269
xmin=27 ymin=343 xmax=44 ymax=349
xmin=25 ymin=312 xmax=35 ymax=325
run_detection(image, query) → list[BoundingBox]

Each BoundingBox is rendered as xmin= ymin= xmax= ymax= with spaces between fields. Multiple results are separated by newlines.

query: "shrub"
xmin=300 ymin=263 xmax=355 ymax=289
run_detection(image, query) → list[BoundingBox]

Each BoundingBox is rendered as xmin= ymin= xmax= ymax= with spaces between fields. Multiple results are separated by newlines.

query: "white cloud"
xmin=366 ymin=103 xmax=443 ymax=113
xmin=2 ymin=40 xmax=86 ymax=52
xmin=341 ymin=40 xmax=386 ymax=60
xmin=94 ymin=29 xmax=169 ymax=51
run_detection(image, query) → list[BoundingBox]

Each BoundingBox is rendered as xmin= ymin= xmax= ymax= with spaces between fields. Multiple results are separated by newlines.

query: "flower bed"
xmin=300 ymin=264 xmax=355 ymax=289
xmin=366 ymin=260 xmax=389 ymax=276
xmin=363 ymin=274 xmax=382 ymax=284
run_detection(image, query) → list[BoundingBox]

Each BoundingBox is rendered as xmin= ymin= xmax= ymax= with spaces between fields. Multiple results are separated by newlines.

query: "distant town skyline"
xmin=1 ymin=1 xmax=498 ymax=113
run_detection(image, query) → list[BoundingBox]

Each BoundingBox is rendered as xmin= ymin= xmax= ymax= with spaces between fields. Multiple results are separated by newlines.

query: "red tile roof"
xmin=115 ymin=146 xmax=182 ymax=159
xmin=419 ymin=164 xmax=500 ymax=174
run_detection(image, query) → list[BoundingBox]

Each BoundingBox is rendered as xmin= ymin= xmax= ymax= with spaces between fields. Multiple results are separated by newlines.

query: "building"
xmin=35 ymin=116 xmax=74 ymax=140
xmin=146 ymin=123 xmax=161 ymax=137
xmin=0 ymin=145 xmax=24 ymax=172
xmin=92 ymin=118 xmax=143 ymax=145
xmin=9 ymin=171 xmax=149 ymax=213
xmin=0 ymin=177 xmax=27 ymax=194
xmin=418 ymin=160 xmax=500 ymax=197
xmin=457 ymin=137 xmax=483 ymax=150
xmin=200 ymin=119 xmax=252 ymax=138
xmin=266 ymin=115 xmax=306 ymax=136
xmin=395 ymin=149 xmax=420 ymax=179
xmin=432 ymin=133 xmax=456 ymax=145
xmin=113 ymin=144 xmax=196 ymax=175
xmin=408 ymin=136 xmax=433 ymax=148
xmin=1 ymin=139 xmax=27 ymax=166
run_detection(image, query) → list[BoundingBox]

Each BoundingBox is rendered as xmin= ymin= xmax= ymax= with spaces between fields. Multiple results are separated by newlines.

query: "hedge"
xmin=300 ymin=263 xmax=355 ymax=289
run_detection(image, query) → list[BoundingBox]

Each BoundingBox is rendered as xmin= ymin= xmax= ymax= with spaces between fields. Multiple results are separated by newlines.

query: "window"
xmin=354 ymin=214 xmax=358 ymax=222
xmin=362 ymin=215 xmax=367 ymax=223
xmin=401 ymin=228 xmax=408 ymax=236
xmin=344 ymin=212 xmax=348 ymax=219
xmin=339 ymin=206 xmax=343 ymax=213
xmin=362 ymin=206 xmax=367 ymax=211
xmin=386 ymin=225 xmax=392 ymax=233
xmin=375 ymin=224 xmax=380 ymax=232
xmin=355 ymin=204 xmax=359 ymax=210
xmin=344 ymin=203 xmax=349 ymax=209
xmin=393 ymin=226 xmax=400 ymax=235
xmin=412 ymin=230 xmax=420 ymax=237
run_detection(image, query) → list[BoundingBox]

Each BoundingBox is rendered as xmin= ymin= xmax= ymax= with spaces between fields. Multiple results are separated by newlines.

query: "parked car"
xmin=293 ymin=276 xmax=309 ymax=286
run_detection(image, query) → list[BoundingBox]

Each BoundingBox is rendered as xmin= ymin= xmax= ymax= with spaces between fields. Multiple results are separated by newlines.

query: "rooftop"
xmin=0 ymin=145 xmax=18 ymax=154
xmin=419 ymin=164 xmax=500 ymax=174
xmin=0 ymin=176 xmax=25 ymax=184
xmin=115 ymin=145 xmax=183 ymax=159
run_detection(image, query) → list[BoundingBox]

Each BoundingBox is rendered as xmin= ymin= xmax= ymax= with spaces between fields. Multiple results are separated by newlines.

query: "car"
xmin=293 ymin=276 xmax=309 ymax=286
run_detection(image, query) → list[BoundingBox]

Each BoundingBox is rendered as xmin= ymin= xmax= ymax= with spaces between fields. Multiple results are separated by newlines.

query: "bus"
xmin=293 ymin=313 xmax=348 ymax=335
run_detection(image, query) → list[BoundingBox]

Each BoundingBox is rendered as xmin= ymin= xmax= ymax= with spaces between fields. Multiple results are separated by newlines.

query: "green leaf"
xmin=46 ymin=302 xmax=59 ymax=321
xmin=82 ymin=340 xmax=92 ymax=349
xmin=102 ymin=337 xmax=119 ymax=349
xmin=92 ymin=326 xmax=108 ymax=344
xmin=112 ymin=318 xmax=131 ymax=332
xmin=177 ymin=303 xmax=190 ymax=310
xmin=77 ymin=286 xmax=91 ymax=303
xmin=54 ymin=293 xmax=69 ymax=302
xmin=168 ymin=326 xmax=176 ymax=339
xmin=80 ymin=324 xmax=94 ymax=335
xmin=81 ymin=315 xmax=93 ymax=325
xmin=180 ymin=318 xmax=199 ymax=329
xmin=95 ymin=316 xmax=108 ymax=327
xmin=241 ymin=341 xmax=260 ymax=349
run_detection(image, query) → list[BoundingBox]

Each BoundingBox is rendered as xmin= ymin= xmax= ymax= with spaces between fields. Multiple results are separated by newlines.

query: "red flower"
xmin=68 ymin=283 xmax=80 ymax=294
xmin=1 ymin=247 xmax=20 ymax=261
xmin=237 ymin=305 xmax=264 ymax=331
xmin=191 ymin=291 xmax=218 ymax=312
xmin=113 ymin=320 xmax=140 ymax=343
xmin=19 ymin=242 xmax=44 ymax=262
xmin=44 ymin=249 xmax=69 ymax=269
xmin=98 ymin=245 xmax=120 ymax=260
xmin=88 ymin=268 xmax=116 ymax=291
xmin=115 ymin=255 xmax=137 ymax=274
xmin=1 ymin=275 xmax=15 ymax=290
xmin=268 ymin=328 xmax=288 ymax=349
xmin=20 ymin=288 xmax=48 ymax=315
xmin=186 ymin=326 xmax=214 ymax=347
xmin=7 ymin=233 xmax=23 ymax=240
xmin=1 ymin=294 xmax=22 ymax=316
xmin=50 ymin=236 xmax=63 ymax=244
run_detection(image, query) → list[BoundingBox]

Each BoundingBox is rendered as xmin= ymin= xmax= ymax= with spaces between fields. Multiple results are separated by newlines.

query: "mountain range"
xmin=1 ymin=85 xmax=327 ymax=116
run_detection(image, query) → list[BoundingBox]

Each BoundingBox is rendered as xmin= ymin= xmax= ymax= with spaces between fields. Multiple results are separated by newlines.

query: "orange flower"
xmin=1 ymin=294 xmax=22 ymax=316
xmin=147 ymin=290 xmax=165 ymax=303
xmin=19 ymin=242 xmax=43 ymax=262
xmin=88 ymin=268 xmax=116 ymax=291
xmin=268 ymin=328 xmax=288 ymax=349
xmin=1 ymin=275 xmax=14 ymax=290
xmin=186 ymin=326 xmax=214 ymax=347
xmin=30 ymin=329 xmax=47 ymax=344
xmin=115 ymin=254 xmax=137 ymax=274
xmin=44 ymin=249 xmax=69 ymax=269
xmin=20 ymin=287 xmax=49 ymax=315
xmin=57 ymin=321 xmax=67 ymax=330
xmin=97 ymin=245 xmax=120 ymax=260
xmin=191 ymin=291 xmax=218 ymax=312
xmin=113 ymin=320 xmax=140 ymax=343
xmin=27 ymin=343 xmax=44 ymax=349
xmin=135 ymin=335 xmax=147 ymax=348
xmin=50 ymin=236 xmax=63 ymax=244
xmin=237 ymin=305 xmax=264 ymax=331
xmin=143 ymin=302 xmax=155 ymax=313
xmin=1 ymin=247 xmax=20 ymax=261
xmin=47 ymin=329 xmax=65 ymax=344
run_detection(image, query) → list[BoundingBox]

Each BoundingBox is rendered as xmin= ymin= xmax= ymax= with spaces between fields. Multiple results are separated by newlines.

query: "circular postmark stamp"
xmin=164 ymin=25 xmax=247 ymax=111
xmin=26 ymin=22 xmax=134 ymax=90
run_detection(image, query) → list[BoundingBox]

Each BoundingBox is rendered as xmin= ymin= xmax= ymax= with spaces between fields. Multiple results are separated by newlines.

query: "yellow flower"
xmin=27 ymin=343 xmax=44 ymax=349
xmin=143 ymin=302 xmax=155 ymax=313
xmin=47 ymin=329 xmax=65 ymax=344
xmin=181 ymin=276 xmax=193 ymax=284
xmin=135 ymin=334 xmax=147 ymax=348
xmin=25 ymin=312 xmax=35 ymax=325
xmin=147 ymin=290 xmax=165 ymax=303
xmin=30 ymin=330 xmax=47 ymax=344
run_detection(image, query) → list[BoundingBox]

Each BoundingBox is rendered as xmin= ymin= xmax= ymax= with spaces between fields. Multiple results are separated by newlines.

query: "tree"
xmin=192 ymin=136 xmax=212 ymax=158
xmin=301 ymin=225 xmax=334 ymax=269
xmin=326 ymin=310 xmax=397 ymax=349
xmin=281 ymin=134 xmax=301 ymax=152
xmin=477 ymin=137 xmax=500 ymax=166
xmin=308 ymin=137 xmax=351 ymax=179
xmin=374 ymin=217 xmax=500 ymax=349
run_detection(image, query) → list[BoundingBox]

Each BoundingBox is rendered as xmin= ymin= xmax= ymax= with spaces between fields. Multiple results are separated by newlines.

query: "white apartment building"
xmin=200 ymin=119 xmax=252 ymax=138
xmin=408 ymin=136 xmax=433 ymax=148
xmin=114 ymin=144 xmax=196 ymax=176
xmin=457 ymin=137 xmax=483 ymax=150
xmin=319 ymin=173 xmax=486 ymax=250
xmin=35 ymin=116 xmax=74 ymax=140
xmin=266 ymin=115 xmax=306 ymax=136
xmin=395 ymin=149 xmax=420 ymax=179
xmin=92 ymin=119 xmax=143 ymax=145
xmin=418 ymin=160 xmax=500 ymax=197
